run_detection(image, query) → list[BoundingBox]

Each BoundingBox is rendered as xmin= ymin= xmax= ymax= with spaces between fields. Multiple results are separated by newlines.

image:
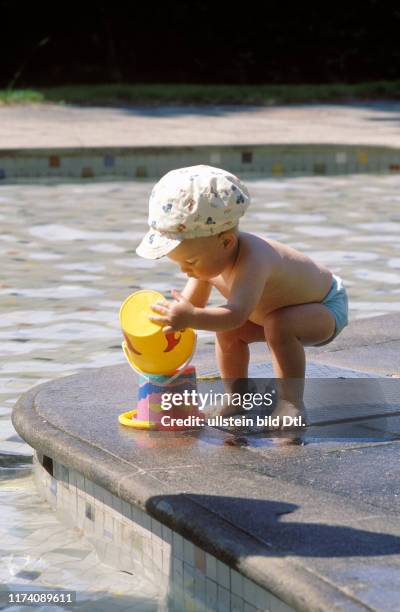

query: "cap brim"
xmin=136 ymin=230 xmax=183 ymax=260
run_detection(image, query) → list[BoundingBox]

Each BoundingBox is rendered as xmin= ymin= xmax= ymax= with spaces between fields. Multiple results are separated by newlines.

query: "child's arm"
xmin=190 ymin=264 xmax=268 ymax=331
xmin=150 ymin=258 xmax=270 ymax=332
xmin=181 ymin=278 xmax=212 ymax=308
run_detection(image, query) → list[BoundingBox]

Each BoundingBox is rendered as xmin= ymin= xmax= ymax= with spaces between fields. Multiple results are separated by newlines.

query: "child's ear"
xmin=219 ymin=231 xmax=236 ymax=249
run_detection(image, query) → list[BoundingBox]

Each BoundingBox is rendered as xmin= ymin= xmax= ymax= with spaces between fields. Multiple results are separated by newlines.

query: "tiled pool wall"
xmin=2 ymin=144 xmax=400 ymax=180
xmin=34 ymin=453 xmax=293 ymax=612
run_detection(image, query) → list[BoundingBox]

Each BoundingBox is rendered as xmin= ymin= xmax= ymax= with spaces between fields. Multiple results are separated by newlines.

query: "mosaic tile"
xmin=313 ymin=162 xmax=326 ymax=175
xmin=161 ymin=542 xmax=171 ymax=575
xmin=218 ymin=585 xmax=231 ymax=611
xmin=121 ymin=500 xmax=131 ymax=520
xmin=172 ymin=556 xmax=184 ymax=589
xmin=50 ymin=477 xmax=57 ymax=497
xmin=48 ymin=155 xmax=61 ymax=168
xmin=104 ymin=155 xmax=115 ymax=168
xmin=75 ymin=472 xmax=85 ymax=493
xmin=357 ymin=150 xmax=369 ymax=165
xmin=205 ymin=552 xmax=217 ymax=581
xmin=102 ymin=488 xmax=113 ymax=510
xmin=270 ymin=597 xmax=294 ymax=612
xmin=231 ymin=593 xmax=245 ymax=612
xmin=194 ymin=545 xmax=206 ymax=572
xmin=84 ymin=476 xmax=94 ymax=498
xmin=216 ymin=558 xmax=230 ymax=589
xmin=210 ymin=152 xmax=222 ymax=165
xmin=231 ymin=568 xmax=243 ymax=597
xmin=173 ymin=531 xmax=184 ymax=560
xmin=243 ymin=603 xmax=257 ymax=612
xmin=272 ymin=163 xmax=284 ymax=176
xmin=81 ymin=167 xmax=94 ymax=178
xmin=194 ymin=572 xmax=207 ymax=610
xmin=151 ymin=517 xmax=162 ymax=539
xmin=243 ymin=576 xmax=257 ymax=606
xmin=183 ymin=563 xmax=195 ymax=595
xmin=206 ymin=577 xmax=218 ymax=608
xmin=135 ymin=165 xmax=148 ymax=178
xmin=111 ymin=492 xmax=123 ymax=514
xmin=183 ymin=537 xmax=195 ymax=567
xmin=85 ymin=501 xmax=94 ymax=521
xmin=162 ymin=524 xmax=172 ymax=545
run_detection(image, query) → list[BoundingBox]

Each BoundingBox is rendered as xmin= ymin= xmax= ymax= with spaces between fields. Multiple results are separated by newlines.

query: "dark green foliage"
xmin=1 ymin=1 xmax=400 ymax=87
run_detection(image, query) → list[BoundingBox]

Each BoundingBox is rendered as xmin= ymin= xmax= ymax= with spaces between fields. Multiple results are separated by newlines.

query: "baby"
xmin=136 ymin=165 xmax=349 ymax=427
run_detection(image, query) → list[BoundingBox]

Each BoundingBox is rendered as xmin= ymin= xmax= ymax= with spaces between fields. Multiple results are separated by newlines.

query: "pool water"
xmin=1 ymin=174 xmax=399 ymax=608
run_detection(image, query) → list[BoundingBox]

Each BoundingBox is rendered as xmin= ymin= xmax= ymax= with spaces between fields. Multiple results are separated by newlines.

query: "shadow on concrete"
xmin=55 ymin=100 xmax=400 ymax=119
xmin=52 ymin=102 xmax=265 ymax=117
xmin=151 ymin=493 xmax=400 ymax=558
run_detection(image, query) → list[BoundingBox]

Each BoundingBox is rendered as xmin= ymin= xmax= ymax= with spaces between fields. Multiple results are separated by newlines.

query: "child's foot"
xmin=219 ymin=402 xmax=248 ymax=418
xmin=266 ymin=399 xmax=308 ymax=432
xmin=202 ymin=391 xmax=248 ymax=418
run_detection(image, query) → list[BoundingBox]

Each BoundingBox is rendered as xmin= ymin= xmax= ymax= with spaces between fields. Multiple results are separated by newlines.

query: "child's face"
xmin=167 ymin=233 xmax=237 ymax=280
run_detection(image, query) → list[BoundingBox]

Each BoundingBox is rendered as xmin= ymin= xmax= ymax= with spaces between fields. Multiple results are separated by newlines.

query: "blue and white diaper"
xmin=316 ymin=274 xmax=349 ymax=346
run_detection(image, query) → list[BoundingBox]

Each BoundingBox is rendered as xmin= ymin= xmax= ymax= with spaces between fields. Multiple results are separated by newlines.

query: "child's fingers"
xmin=149 ymin=314 xmax=167 ymax=323
xmin=162 ymin=325 xmax=173 ymax=333
xmin=171 ymin=288 xmax=184 ymax=302
xmin=150 ymin=303 xmax=168 ymax=314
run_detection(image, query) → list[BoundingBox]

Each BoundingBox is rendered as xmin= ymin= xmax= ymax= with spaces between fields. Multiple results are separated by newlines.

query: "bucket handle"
xmin=121 ymin=333 xmax=197 ymax=386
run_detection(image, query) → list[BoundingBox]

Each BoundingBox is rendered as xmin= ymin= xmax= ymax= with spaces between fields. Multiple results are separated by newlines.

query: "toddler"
xmin=136 ymin=165 xmax=349 ymax=427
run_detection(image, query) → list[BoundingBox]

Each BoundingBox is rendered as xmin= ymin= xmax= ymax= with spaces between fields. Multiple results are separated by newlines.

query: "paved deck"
xmin=1 ymin=101 xmax=400 ymax=149
xmin=245 ymin=312 xmax=400 ymax=379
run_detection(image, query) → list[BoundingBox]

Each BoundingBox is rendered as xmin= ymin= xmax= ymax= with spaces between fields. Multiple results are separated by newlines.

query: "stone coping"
xmin=12 ymin=313 xmax=400 ymax=610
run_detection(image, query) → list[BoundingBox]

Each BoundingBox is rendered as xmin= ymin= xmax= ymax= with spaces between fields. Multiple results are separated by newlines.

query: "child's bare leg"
xmin=215 ymin=329 xmax=249 ymax=382
xmin=263 ymin=302 xmax=336 ymax=427
xmin=215 ymin=321 xmax=264 ymax=414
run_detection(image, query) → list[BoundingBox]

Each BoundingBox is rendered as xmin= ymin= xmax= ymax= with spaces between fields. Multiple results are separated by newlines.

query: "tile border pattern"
xmin=1 ymin=144 xmax=400 ymax=181
xmin=33 ymin=452 xmax=293 ymax=612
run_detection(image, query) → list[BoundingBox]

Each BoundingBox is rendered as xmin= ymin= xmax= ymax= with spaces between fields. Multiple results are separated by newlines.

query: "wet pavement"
xmin=1 ymin=173 xmax=400 ymax=608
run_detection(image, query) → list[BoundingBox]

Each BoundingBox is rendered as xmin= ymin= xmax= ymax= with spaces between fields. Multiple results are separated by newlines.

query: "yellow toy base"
xmin=118 ymin=409 xmax=156 ymax=429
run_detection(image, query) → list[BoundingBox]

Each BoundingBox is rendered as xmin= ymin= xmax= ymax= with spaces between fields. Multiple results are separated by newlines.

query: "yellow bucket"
xmin=119 ymin=289 xmax=196 ymax=375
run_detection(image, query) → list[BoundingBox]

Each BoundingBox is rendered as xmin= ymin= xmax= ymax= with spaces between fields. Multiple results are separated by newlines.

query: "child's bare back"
xmin=212 ymin=232 xmax=333 ymax=326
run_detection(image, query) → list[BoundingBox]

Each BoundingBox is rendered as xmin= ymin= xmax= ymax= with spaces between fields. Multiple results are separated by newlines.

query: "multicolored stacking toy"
xmin=118 ymin=289 xmax=199 ymax=430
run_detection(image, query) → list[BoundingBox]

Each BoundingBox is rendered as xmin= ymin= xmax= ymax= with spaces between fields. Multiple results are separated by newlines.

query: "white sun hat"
xmin=136 ymin=164 xmax=250 ymax=259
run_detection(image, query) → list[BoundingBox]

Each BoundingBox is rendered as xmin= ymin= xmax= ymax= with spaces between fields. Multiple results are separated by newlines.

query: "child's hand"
xmin=149 ymin=289 xmax=196 ymax=333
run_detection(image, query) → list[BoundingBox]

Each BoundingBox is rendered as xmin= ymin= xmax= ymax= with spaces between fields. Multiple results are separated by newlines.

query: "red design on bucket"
xmin=164 ymin=332 xmax=181 ymax=352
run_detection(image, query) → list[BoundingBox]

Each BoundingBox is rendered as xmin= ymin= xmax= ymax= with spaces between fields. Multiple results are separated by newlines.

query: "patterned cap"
xmin=136 ymin=165 xmax=250 ymax=259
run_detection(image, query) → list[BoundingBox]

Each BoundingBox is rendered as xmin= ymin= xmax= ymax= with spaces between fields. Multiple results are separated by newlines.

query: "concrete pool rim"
xmin=11 ymin=380 xmax=331 ymax=611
